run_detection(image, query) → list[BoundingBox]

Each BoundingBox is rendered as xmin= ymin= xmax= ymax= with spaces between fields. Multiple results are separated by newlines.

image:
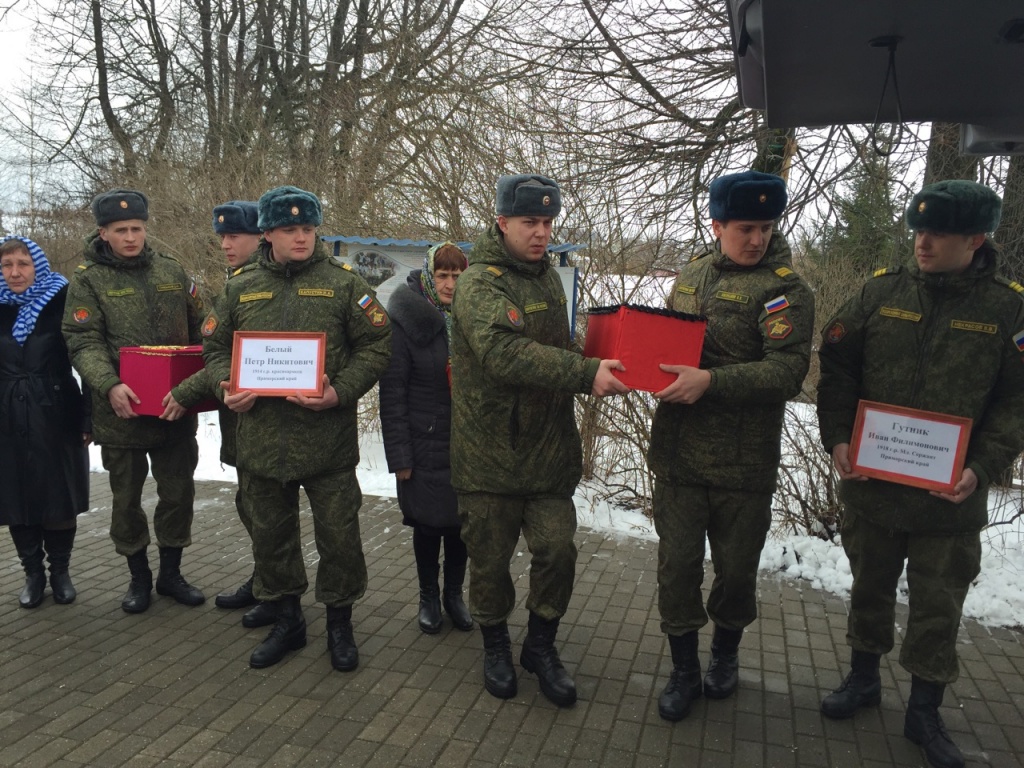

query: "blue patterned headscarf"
xmin=0 ymin=235 xmax=68 ymax=345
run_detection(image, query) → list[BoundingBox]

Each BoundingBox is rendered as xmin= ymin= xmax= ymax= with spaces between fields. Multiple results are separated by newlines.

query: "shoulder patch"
xmin=765 ymin=315 xmax=793 ymax=340
xmin=774 ymin=266 xmax=795 ymax=279
xmin=329 ymin=258 xmax=354 ymax=271
xmin=688 ymin=252 xmax=708 ymax=263
xmin=872 ymin=266 xmax=902 ymax=278
xmin=995 ymin=276 xmax=1024 ymax=294
xmin=825 ymin=321 xmax=846 ymax=344
xmin=485 ymin=266 xmax=505 ymax=277
xmin=76 ymin=263 xmax=90 ymax=271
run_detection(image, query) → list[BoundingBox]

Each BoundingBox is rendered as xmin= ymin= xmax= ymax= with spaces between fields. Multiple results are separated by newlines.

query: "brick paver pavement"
xmin=2 ymin=477 xmax=1022 ymax=767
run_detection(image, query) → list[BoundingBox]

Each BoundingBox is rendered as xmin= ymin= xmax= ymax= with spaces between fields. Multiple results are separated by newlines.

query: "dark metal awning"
xmin=725 ymin=0 xmax=1024 ymax=152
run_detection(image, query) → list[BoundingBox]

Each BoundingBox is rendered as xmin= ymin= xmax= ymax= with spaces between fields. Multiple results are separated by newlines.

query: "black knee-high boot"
xmin=441 ymin=533 xmax=473 ymax=631
xmin=10 ymin=525 xmax=46 ymax=609
xmin=413 ymin=528 xmax=442 ymax=633
xmin=42 ymin=527 xmax=77 ymax=604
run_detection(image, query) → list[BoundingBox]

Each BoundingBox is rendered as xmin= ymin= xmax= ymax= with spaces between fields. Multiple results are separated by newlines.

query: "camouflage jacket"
xmin=817 ymin=253 xmax=1024 ymax=533
xmin=202 ymin=241 xmax=391 ymax=482
xmin=205 ymin=252 xmax=263 ymax=466
xmin=648 ymin=234 xmax=815 ymax=492
xmin=62 ymin=232 xmax=203 ymax=448
xmin=450 ymin=223 xmax=600 ymax=497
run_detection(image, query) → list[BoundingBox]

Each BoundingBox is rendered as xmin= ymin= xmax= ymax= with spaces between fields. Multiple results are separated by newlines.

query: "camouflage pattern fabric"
xmin=450 ymin=223 xmax=599 ymax=497
xmin=817 ymin=255 xmax=1024 ymax=533
xmin=241 ymin=467 xmax=367 ymax=605
xmin=202 ymin=241 xmax=391 ymax=483
xmin=648 ymin=233 xmax=815 ymax=493
xmin=62 ymin=232 xmax=204 ymax=449
xmin=653 ymin=480 xmax=772 ymax=635
xmin=457 ymin=492 xmax=577 ymax=625
xmin=203 ymin=240 xmax=388 ymax=605
xmin=101 ymin=440 xmax=198 ymax=555
xmin=841 ymin=508 xmax=981 ymax=684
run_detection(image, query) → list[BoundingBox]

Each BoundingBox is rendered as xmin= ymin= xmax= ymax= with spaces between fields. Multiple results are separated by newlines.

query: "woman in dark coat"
xmin=0 ymin=236 xmax=90 ymax=608
xmin=379 ymin=242 xmax=473 ymax=633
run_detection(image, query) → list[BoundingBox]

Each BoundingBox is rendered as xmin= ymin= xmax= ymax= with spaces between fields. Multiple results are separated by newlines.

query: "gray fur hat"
xmin=496 ymin=174 xmax=562 ymax=218
xmin=906 ymin=180 xmax=1001 ymax=235
xmin=257 ymin=186 xmax=323 ymax=230
xmin=213 ymin=201 xmax=261 ymax=235
xmin=709 ymin=171 xmax=787 ymax=222
xmin=92 ymin=188 xmax=149 ymax=227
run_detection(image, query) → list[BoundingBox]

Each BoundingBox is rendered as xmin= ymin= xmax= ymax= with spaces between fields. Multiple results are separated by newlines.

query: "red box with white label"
xmin=119 ymin=345 xmax=218 ymax=416
xmin=582 ymin=304 xmax=707 ymax=393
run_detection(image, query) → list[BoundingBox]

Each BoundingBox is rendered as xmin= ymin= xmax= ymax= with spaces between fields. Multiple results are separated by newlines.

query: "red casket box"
xmin=582 ymin=304 xmax=707 ymax=393
xmin=119 ymin=345 xmax=218 ymax=416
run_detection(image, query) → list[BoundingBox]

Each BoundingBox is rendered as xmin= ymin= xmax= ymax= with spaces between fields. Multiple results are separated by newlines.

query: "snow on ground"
xmin=87 ymin=409 xmax=1024 ymax=629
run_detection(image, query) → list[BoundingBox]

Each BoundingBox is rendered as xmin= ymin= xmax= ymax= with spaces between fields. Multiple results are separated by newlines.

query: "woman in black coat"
xmin=379 ymin=243 xmax=473 ymax=633
xmin=0 ymin=236 xmax=90 ymax=608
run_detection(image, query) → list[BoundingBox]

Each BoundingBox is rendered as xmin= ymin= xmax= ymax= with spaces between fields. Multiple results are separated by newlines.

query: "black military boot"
xmin=821 ymin=650 xmax=882 ymax=719
xmin=155 ymin=547 xmax=206 ymax=606
xmin=520 ymin=612 xmax=577 ymax=707
xmin=10 ymin=525 xmax=46 ymax=609
xmin=481 ymin=622 xmax=517 ymax=699
xmin=122 ymin=549 xmax=153 ymax=613
xmin=441 ymin=554 xmax=473 ymax=632
xmin=703 ymin=625 xmax=743 ymax=699
xmin=904 ymin=676 xmax=965 ymax=768
xmin=42 ymin=527 xmax=77 ymax=605
xmin=242 ymin=601 xmax=279 ymax=628
xmin=215 ymin=573 xmax=258 ymax=609
xmin=250 ymin=595 xmax=306 ymax=669
xmin=326 ymin=605 xmax=359 ymax=671
xmin=658 ymin=631 xmax=702 ymax=721
xmin=416 ymin=562 xmax=442 ymax=634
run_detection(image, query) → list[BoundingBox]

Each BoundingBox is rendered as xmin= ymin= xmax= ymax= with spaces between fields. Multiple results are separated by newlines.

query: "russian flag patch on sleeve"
xmin=358 ymin=294 xmax=372 ymax=309
xmin=764 ymin=295 xmax=790 ymax=314
xmin=1013 ymin=329 xmax=1024 ymax=352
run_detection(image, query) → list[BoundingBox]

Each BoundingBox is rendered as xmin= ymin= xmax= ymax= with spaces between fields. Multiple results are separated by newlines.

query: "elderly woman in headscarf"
xmin=379 ymin=242 xmax=473 ymax=634
xmin=0 ymin=236 xmax=90 ymax=608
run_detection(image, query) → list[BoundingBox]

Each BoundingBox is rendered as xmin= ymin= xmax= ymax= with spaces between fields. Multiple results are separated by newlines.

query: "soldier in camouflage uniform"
xmin=62 ymin=188 xmax=209 ymax=613
xmin=817 ymin=180 xmax=1024 ymax=768
xmin=207 ymin=201 xmax=276 ymax=631
xmin=451 ymin=174 xmax=629 ymax=706
xmin=202 ymin=186 xmax=391 ymax=670
xmin=648 ymin=171 xmax=814 ymax=721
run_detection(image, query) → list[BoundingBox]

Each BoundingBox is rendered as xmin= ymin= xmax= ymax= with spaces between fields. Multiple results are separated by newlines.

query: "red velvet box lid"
xmin=582 ymin=305 xmax=707 ymax=393
xmin=119 ymin=345 xmax=217 ymax=416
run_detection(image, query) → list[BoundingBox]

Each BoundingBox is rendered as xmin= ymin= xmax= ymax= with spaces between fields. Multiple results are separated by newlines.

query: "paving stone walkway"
xmin=1 ymin=477 xmax=1022 ymax=767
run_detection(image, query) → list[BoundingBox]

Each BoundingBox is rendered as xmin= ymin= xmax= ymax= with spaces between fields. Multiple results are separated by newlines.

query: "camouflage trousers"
xmin=842 ymin=508 xmax=981 ymax=684
xmin=458 ymin=492 xmax=577 ymax=626
xmin=653 ymin=480 xmax=772 ymax=636
xmin=233 ymin=468 xmax=252 ymax=539
xmin=101 ymin=438 xmax=198 ymax=556
xmin=240 ymin=467 xmax=367 ymax=607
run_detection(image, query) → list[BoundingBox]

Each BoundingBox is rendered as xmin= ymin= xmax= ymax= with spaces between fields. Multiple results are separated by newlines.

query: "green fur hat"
xmin=906 ymin=180 xmax=1001 ymax=235
xmin=213 ymin=201 xmax=260 ymax=235
xmin=496 ymin=174 xmax=562 ymax=218
xmin=92 ymin=188 xmax=149 ymax=227
xmin=709 ymin=171 xmax=787 ymax=222
xmin=257 ymin=186 xmax=323 ymax=230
